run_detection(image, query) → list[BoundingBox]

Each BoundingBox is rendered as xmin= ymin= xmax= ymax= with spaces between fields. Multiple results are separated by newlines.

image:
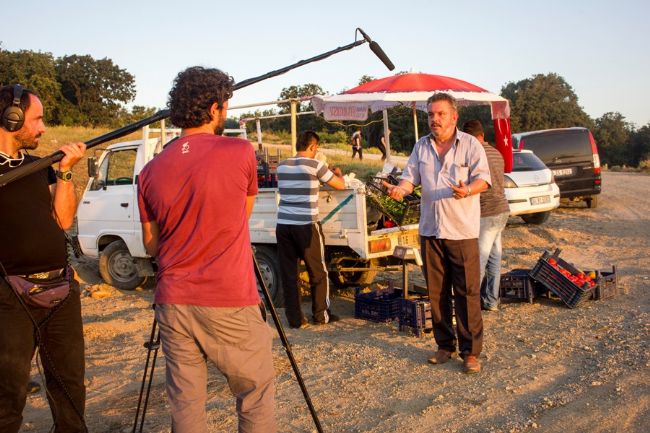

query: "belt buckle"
xmin=26 ymin=267 xmax=65 ymax=280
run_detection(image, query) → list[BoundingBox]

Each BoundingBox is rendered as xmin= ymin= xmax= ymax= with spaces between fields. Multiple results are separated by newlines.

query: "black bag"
xmin=5 ymin=266 xmax=71 ymax=308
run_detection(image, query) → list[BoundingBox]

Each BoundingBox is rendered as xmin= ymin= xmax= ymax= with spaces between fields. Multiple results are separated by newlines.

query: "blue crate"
xmin=499 ymin=269 xmax=536 ymax=303
xmin=589 ymin=266 xmax=618 ymax=300
xmin=354 ymin=287 xmax=403 ymax=322
xmin=398 ymin=296 xmax=432 ymax=337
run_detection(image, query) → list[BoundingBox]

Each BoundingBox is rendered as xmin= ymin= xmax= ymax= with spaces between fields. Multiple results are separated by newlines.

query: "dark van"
xmin=511 ymin=127 xmax=601 ymax=208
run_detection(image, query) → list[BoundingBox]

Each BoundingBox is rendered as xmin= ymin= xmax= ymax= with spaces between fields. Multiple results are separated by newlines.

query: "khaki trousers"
xmin=156 ymin=304 xmax=276 ymax=433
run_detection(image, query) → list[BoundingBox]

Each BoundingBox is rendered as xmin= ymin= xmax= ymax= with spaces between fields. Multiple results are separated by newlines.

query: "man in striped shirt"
xmin=276 ymin=131 xmax=345 ymax=328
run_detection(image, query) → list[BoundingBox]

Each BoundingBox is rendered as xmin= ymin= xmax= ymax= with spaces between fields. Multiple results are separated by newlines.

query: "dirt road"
xmin=23 ymin=171 xmax=649 ymax=433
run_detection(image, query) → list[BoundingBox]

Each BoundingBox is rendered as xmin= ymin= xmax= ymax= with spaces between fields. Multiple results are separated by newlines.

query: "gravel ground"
xmin=22 ymin=171 xmax=649 ymax=433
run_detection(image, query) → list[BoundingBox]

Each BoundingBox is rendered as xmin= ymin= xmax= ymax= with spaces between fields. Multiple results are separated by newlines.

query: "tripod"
xmin=132 ymin=252 xmax=324 ymax=433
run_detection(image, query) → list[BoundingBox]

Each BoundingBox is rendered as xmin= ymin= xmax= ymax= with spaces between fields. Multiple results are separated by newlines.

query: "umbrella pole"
xmin=382 ymin=109 xmax=390 ymax=161
xmin=412 ymin=103 xmax=419 ymax=142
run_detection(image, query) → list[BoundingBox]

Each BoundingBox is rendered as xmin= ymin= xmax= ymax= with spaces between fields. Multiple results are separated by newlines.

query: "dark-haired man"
xmin=0 ymin=84 xmax=87 ymax=432
xmin=384 ymin=93 xmax=490 ymax=374
xmin=276 ymin=131 xmax=345 ymax=328
xmin=462 ymin=120 xmax=510 ymax=312
xmin=137 ymin=67 xmax=276 ymax=433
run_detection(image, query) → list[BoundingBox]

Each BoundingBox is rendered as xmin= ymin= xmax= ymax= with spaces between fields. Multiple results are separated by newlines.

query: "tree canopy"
xmin=0 ymin=49 xmax=60 ymax=123
xmin=55 ymin=55 xmax=136 ymax=126
xmin=501 ymin=73 xmax=593 ymax=132
xmin=0 ymin=48 xmax=145 ymax=127
xmin=593 ymin=112 xmax=632 ymax=166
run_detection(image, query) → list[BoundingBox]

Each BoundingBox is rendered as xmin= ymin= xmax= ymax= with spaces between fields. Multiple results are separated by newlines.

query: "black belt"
xmin=22 ymin=267 xmax=67 ymax=281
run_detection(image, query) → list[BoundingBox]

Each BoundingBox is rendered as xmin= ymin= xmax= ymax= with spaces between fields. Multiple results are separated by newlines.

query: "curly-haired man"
xmin=137 ymin=67 xmax=276 ymax=433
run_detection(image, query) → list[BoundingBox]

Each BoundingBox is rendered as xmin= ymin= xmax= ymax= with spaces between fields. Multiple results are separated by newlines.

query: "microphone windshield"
xmin=369 ymin=41 xmax=395 ymax=71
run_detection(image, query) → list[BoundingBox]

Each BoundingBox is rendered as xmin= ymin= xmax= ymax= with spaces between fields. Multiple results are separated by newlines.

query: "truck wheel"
xmin=254 ymin=246 xmax=284 ymax=307
xmin=586 ymin=195 xmax=599 ymax=208
xmin=521 ymin=211 xmax=551 ymax=225
xmin=99 ymin=240 xmax=146 ymax=290
xmin=329 ymin=252 xmax=378 ymax=288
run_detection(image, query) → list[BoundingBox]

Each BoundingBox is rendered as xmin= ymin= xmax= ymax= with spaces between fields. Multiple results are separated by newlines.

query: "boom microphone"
xmin=0 ymin=29 xmax=397 ymax=189
xmin=357 ymin=28 xmax=395 ymax=71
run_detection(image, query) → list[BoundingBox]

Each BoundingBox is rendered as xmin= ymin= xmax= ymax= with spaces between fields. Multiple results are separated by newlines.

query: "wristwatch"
xmin=55 ymin=170 xmax=73 ymax=182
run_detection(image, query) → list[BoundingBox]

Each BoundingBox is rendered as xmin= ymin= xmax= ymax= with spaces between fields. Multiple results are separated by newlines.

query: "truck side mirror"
xmin=87 ymin=157 xmax=97 ymax=178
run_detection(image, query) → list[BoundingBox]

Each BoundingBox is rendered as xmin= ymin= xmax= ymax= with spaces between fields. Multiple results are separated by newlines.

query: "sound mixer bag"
xmin=4 ymin=266 xmax=71 ymax=308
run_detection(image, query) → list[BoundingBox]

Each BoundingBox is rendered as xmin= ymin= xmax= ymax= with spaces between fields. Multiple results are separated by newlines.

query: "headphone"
xmin=2 ymin=84 xmax=25 ymax=132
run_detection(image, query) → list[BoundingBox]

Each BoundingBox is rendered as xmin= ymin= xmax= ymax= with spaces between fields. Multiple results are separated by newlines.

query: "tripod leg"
xmin=252 ymin=252 xmax=325 ymax=433
xmin=139 ymin=327 xmax=161 ymax=433
xmin=132 ymin=316 xmax=160 ymax=433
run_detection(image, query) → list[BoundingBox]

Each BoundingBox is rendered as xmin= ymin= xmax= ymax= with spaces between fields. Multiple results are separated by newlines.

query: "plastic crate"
xmin=529 ymin=249 xmax=595 ymax=308
xmin=499 ymin=269 xmax=535 ymax=303
xmin=365 ymin=181 xmax=420 ymax=226
xmin=589 ymin=266 xmax=618 ymax=300
xmin=398 ymin=296 xmax=433 ymax=337
xmin=354 ymin=287 xmax=403 ymax=322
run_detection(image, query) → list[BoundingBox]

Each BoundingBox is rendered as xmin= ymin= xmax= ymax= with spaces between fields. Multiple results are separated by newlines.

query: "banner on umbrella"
xmin=320 ymin=104 xmax=369 ymax=121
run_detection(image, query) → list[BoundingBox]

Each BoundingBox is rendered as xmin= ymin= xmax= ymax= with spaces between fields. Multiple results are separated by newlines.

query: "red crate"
xmin=529 ymin=249 xmax=595 ymax=308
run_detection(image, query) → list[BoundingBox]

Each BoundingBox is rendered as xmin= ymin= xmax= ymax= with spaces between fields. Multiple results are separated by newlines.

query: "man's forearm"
xmin=246 ymin=195 xmax=256 ymax=218
xmin=468 ymin=179 xmax=489 ymax=195
xmin=398 ymin=180 xmax=415 ymax=194
xmin=52 ymin=180 xmax=77 ymax=230
xmin=142 ymin=221 xmax=160 ymax=256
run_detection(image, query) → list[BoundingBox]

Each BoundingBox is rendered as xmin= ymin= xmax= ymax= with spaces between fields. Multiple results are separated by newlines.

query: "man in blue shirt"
xmin=384 ymin=93 xmax=490 ymax=374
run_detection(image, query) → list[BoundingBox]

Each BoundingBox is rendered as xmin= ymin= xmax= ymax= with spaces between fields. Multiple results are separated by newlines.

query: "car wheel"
xmin=99 ymin=240 xmax=146 ymax=290
xmin=254 ymin=245 xmax=284 ymax=307
xmin=521 ymin=211 xmax=551 ymax=225
xmin=586 ymin=195 xmax=599 ymax=208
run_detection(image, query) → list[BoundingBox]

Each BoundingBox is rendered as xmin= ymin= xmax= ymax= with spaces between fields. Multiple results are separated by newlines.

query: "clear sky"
xmin=4 ymin=0 xmax=649 ymax=128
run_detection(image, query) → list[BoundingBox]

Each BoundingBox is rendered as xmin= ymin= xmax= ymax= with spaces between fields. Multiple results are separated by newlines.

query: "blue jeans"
xmin=478 ymin=212 xmax=510 ymax=308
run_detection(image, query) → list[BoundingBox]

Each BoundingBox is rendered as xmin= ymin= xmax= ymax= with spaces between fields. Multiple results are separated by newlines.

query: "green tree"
xmin=114 ymin=105 xmax=158 ymax=125
xmin=628 ymin=123 xmax=650 ymax=167
xmin=501 ymin=73 xmax=593 ymax=132
xmin=358 ymin=75 xmax=375 ymax=85
xmin=277 ymin=83 xmax=325 ymax=113
xmin=276 ymin=84 xmax=328 ymax=132
xmin=593 ymin=112 xmax=632 ymax=166
xmin=55 ymin=54 xmax=136 ymax=126
xmin=0 ymin=49 xmax=61 ymax=123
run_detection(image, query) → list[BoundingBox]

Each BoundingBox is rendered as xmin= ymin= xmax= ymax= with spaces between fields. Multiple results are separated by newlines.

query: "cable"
xmin=0 ymin=261 xmax=88 ymax=432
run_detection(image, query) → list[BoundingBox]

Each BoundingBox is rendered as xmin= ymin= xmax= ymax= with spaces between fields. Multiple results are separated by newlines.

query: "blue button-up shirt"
xmin=401 ymin=129 xmax=491 ymax=240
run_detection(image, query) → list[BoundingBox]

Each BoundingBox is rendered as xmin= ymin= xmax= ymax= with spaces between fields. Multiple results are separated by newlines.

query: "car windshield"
xmin=513 ymin=152 xmax=548 ymax=172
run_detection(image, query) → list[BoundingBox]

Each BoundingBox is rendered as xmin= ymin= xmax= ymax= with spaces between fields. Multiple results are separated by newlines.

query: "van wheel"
xmin=329 ymin=252 xmax=378 ymax=288
xmin=586 ymin=195 xmax=599 ymax=208
xmin=99 ymin=240 xmax=146 ymax=290
xmin=521 ymin=211 xmax=550 ymax=225
xmin=254 ymin=246 xmax=284 ymax=307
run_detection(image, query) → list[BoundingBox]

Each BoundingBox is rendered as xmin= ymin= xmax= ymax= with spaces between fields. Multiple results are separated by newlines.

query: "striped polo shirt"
xmin=277 ymin=157 xmax=334 ymax=225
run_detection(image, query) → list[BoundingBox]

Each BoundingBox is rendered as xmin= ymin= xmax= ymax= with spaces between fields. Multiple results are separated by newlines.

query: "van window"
xmin=90 ymin=148 xmax=137 ymax=190
xmin=519 ymin=130 xmax=591 ymax=163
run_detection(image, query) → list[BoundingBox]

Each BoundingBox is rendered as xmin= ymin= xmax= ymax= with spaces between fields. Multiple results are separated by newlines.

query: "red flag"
xmin=493 ymin=118 xmax=513 ymax=173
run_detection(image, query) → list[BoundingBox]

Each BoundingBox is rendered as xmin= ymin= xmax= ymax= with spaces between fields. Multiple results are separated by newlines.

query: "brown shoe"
xmin=463 ymin=355 xmax=481 ymax=374
xmin=427 ymin=349 xmax=454 ymax=365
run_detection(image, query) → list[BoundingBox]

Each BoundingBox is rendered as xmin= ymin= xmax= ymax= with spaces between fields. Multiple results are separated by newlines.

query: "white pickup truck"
xmin=75 ymin=128 xmax=420 ymax=304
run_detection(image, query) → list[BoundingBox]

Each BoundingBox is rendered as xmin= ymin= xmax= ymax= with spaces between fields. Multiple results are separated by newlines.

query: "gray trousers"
xmin=155 ymin=304 xmax=276 ymax=433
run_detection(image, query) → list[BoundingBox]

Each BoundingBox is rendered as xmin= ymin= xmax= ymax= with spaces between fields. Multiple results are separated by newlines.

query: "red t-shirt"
xmin=137 ymin=133 xmax=259 ymax=307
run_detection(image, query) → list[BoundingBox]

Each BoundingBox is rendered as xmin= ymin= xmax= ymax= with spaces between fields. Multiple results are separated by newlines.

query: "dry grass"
xmin=34 ymin=126 xmax=142 ymax=197
xmin=34 ymin=126 xmax=391 ymax=197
